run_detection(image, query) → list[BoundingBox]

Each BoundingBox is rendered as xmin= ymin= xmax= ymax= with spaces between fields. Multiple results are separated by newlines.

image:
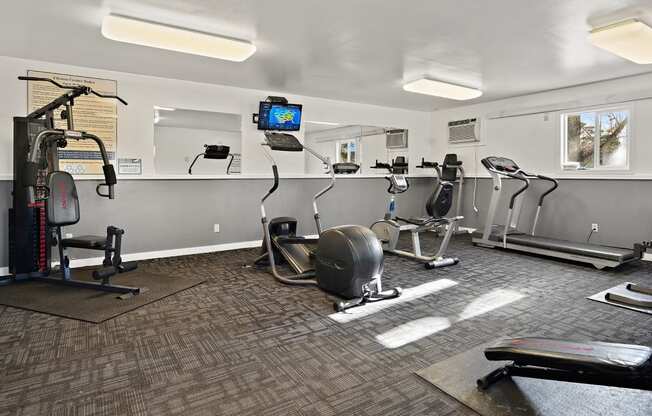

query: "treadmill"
xmin=472 ymin=156 xmax=639 ymax=269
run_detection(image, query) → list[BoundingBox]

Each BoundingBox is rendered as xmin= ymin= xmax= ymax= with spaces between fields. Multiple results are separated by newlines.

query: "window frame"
xmin=335 ymin=138 xmax=360 ymax=164
xmin=561 ymin=106 xmax=632 ymax=172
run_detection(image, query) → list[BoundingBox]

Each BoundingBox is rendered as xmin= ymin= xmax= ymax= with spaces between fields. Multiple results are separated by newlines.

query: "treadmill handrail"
xmin=534 ymin=174 xmax=559 ymax=206
xmin=506 ymin=171 xmax=530 ymax=209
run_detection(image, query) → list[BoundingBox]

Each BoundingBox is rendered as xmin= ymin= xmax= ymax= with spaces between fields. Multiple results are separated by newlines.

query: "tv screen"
xmin=257 ymin=102 xmax=302 ymax=131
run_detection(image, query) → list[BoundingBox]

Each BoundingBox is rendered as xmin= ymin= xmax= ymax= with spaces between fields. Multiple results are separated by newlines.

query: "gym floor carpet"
xmin=0 ymin=234 xmax=650 ymax=415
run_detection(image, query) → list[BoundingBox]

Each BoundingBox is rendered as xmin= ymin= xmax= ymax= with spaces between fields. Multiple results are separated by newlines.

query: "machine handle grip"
xmin=188 ymin=152 xmax=204 ymax=174
xmin=535 ymin=175 xmax=558 ymax=206
xmin=19 ymin=76 xmax=128 ymax=105
xmin=507 ymin=173 xmax=529 ymax=209
xmin=270 ymin=165 xmax=279 ymax=194
xmin=97 ymin=164 xmax=116 ymax=199
xmin=96 ymin=183 xmax=115 ymax=199
xmin=90 ymin=89 xmax=128 ymax=105
xmin=18 ymin=76 xmax=70 ymax=89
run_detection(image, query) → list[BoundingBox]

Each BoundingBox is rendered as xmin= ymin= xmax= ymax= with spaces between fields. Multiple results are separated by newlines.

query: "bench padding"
xmin=485 ymin=337 xmax=652 ymax=374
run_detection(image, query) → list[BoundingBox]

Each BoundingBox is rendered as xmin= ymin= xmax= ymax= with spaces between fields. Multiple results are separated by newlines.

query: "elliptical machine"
xmin=255 ymin=130 xmax=401 ymax=311
xmin=370 ymin=158 xmax=462 ymax=269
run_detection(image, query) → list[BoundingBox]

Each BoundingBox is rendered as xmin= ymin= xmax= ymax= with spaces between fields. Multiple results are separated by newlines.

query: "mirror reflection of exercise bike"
xmin=370 ymin=158 xmax=462 ymax=269
xmin=187 ymin=144 xmax=237 ymax=175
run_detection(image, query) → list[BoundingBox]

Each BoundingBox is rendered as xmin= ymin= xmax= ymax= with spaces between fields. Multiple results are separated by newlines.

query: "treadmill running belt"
xmin=493 ymin=234 xmax=636 ymax=262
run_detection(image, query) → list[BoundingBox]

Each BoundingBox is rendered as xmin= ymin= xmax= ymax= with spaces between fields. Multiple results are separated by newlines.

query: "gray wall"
xmin=2 ymin=175 xmax=650 ymax=268
xmin=0 ymin=177 xmax=436 ymax=267
xmin=457 ymin=178 xmax=652 ymax=249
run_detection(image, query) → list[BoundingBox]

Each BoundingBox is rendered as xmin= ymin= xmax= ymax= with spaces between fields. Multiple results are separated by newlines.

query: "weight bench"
xmin=477 ymin=337 xmax=652 ymax=391
xmin=46 ymin=171 xmax=141 ymax=296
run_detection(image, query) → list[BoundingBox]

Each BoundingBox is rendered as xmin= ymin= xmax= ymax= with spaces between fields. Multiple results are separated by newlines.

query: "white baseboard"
xmin=0 ymin=239 xmax=263 ymax=275
xmin=3 ymin=235 xmax=646 ymax=276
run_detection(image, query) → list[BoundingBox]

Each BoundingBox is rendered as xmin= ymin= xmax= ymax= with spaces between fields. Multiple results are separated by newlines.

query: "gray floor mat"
xmin=588 ymin=282 xmax=652 ymax=315
xmin=417 ymin=341 xmax=652 ymax=416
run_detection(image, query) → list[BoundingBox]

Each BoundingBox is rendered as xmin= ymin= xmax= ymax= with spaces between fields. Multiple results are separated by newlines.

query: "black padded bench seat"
xmin=485 ymin=337 xmax=652 ymax=374
xmin=479 ymin=337 xmax=652 ymax=391
xmin=61 ymin=235 xmax=107 ymax=250
xmin=490 ymin=234 xmax=637 ymax=263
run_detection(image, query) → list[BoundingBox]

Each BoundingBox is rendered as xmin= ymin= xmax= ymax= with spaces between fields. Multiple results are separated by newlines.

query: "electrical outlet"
xmin=65 ymin=233 xmax=73 ymax=239
xmin=591 ymin=223 xmax=599 ymax=232
xmin=213 ymin=224 xmax=220 ymax=233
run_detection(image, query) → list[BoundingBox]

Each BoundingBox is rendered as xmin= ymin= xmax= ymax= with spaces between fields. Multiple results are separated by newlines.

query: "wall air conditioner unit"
xmin=448 ymin=118 xmax=480 ymax=144
xmin=386 ymin=129 xmax=408 ymax=149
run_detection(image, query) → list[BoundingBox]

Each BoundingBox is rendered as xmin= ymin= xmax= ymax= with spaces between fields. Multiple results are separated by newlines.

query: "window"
xmin=336 ymin=139 xmax=358 ymax=163
xmin=562 ymin=108 xmax=630 ymax=170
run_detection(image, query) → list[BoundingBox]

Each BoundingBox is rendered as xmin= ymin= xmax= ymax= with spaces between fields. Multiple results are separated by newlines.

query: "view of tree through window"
xmin=337 ymin=140 xmax=357 ymax=163
xmin=564 ymin=109 xmax=628 ymax=169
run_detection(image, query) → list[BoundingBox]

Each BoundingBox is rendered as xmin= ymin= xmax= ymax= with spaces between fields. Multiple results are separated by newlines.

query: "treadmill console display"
xmin=391 ymin=175 xmax=409 ymax=191
xmin=483 ymin=156 xmax=520 ymax=172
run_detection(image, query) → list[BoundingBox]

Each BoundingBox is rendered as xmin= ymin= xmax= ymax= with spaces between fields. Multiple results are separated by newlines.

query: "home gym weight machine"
xmin=369 ymin=158 xmax=462 ymax=269
xmin=3 ymin=76 xmax=141 ymax=296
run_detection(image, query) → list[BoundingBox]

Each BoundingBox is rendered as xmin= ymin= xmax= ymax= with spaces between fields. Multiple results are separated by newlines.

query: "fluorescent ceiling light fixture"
xmin=101 ymin=14 xmax=256 ymax=62
xmin=590 ymin=19 xmax=652 ymax=64
xmin=403 ymin=78 xmax=482 ymax=100
xmin=154 ymin=106 xmax=175 ymax=111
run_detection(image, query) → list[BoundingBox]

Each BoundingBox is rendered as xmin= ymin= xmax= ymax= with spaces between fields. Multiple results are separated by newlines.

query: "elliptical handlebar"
xmin=260 ymin=137 xmax=334 ymax=234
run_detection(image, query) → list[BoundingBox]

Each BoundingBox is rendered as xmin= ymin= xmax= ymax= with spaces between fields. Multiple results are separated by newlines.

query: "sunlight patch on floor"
xmin=373 ymin=288 xmax=526 ymax=348
xmin=328 ymin=279 xmax=458 ymax=324
xmin=375 ymin=317 xmax=451 ymax=349
xmin=457 ymin=289 xmax=525 ymax=321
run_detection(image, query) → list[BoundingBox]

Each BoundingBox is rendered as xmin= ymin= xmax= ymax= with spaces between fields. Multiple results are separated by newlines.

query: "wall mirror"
xmin=153 ymin=107 xmax=242 ymax=175
xmin=303 ymin=122 xmax=408 ymax=175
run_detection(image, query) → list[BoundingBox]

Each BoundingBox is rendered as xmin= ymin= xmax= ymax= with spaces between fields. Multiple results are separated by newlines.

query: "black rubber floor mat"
xmin=0 ymin=269 xmax=205 ymax=323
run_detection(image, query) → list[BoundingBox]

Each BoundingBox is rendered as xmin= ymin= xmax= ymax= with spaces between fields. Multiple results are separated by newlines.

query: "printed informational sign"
xmin=230 ymin=153 xmax=242 ymax=174
xmin=27 ymin=70 xmax=119 ymax=175
xmin=118 ymin=158 xmax=142 ymax=175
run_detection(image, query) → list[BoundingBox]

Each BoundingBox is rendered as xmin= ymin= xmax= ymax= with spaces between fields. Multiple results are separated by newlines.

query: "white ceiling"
xmin=3 ymin=0 xmax=652 ymax=111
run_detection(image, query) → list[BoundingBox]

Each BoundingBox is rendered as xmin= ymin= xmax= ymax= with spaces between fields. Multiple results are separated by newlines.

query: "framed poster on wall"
xmin=27 ymin=70 xmax=119 ymax=175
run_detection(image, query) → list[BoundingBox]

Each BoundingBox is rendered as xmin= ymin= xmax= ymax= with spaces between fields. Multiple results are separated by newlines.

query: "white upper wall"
xmin=0 ymin=55 xmax=431 ymax=178
xmin=429 ymin=72 xmax=652 ymax=179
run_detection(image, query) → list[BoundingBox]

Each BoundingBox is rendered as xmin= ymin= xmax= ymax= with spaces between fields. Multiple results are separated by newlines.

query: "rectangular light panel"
xmin=403 ymin=78 xmax=482 ymax=100
xmin=590 ymin=19 xmax=652 ymax=64
xmin=101 ymin=14 xmax=256 ymax=62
